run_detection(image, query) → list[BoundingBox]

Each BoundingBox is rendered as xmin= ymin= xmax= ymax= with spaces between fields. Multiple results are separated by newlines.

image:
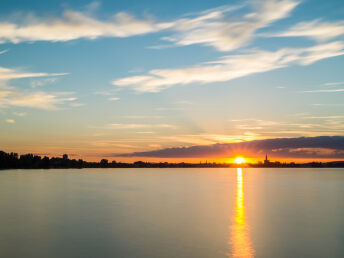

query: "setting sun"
xmin=234 ymin=157 xmax=246 ymax=164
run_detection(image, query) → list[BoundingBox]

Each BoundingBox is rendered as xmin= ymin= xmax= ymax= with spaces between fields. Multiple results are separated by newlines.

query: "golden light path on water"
xmin=229 ymin=168 xmax=255 ymax=257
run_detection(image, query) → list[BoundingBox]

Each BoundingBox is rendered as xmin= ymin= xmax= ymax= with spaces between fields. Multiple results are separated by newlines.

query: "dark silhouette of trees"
xmin=100 ymin=159 xmax=108 ymax=168
xmin=0 ymin=150 xmax=343 ymax=170
xmin=0 ymin=151 xmax=19 ymax=169
xmin=0 ymin=151 xmax=84 ymax=169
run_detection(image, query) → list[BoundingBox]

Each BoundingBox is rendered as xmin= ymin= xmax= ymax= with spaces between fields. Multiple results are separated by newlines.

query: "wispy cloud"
xmin=160 ymin=0 xmax=298 ymax=51
xmin=0 ymin=66 xmax=67 ymax=81
xmin=230 ymin=116 xmax=344 ymax=135
xmin=0 ymin=64 xmax=72 ymax=109
xmin=5 ymin=118 xmax=15 ymax=123
xmin=303 ymin=89 xmax=344 ymax=93
xmin=270 ymin=19 xmax=344 ymax=41
xmin=113 ymin=41 xmax=344 ymax=92
xmin=0 ymin=10 xmax=171 ymax=43
xmin=146 ymin=44 xmax=175 ymax=50
xmin=312 ymin=103 xmax=344 ymax=106
xmin=0 ymin=85 xmax=77 ymax=110
xmin=324 ymin=82 xmax=344 ymax=86
xmin=0 ymin=49 xmax=8 ymax=55
xmin=0 ymin=0 xmax=298 ymax=52
xmin=94 ymin=89 xmax=121 ymax=102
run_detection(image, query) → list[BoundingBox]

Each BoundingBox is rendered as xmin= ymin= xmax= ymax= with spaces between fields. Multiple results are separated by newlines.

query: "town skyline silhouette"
xmin=1 ymin=150 xmax=343 ymax=169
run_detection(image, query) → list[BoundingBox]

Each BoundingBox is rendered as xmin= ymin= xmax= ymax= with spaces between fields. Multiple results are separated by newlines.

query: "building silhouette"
xmin=1 ymin=150 xmax=344 ymax=169
xmin=264 ymin=153 xmax=270 ymax=165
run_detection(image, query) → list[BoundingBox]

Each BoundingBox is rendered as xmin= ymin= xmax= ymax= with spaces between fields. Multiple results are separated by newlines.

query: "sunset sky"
xmin=1 ymin=0 xmax=344 ymax=162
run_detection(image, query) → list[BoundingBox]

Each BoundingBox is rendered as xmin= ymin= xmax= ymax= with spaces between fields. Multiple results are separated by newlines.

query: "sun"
xmin=234 ymin=157 xmax=246 ymax=164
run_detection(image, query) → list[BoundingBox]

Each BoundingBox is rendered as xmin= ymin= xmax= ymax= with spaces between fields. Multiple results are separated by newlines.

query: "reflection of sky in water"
xmin=229 ymin=168 xmax=255 ymax=257
xmin=1 ymin=168 xmax=344 ymax=257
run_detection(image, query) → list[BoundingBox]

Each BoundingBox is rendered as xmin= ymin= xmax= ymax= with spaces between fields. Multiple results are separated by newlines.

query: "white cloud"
xmin=0 ymin=10 xmax=171 ymax=44
xmin=0 ymin=66 xmax=67 ymax=81
xmin=312 ymin=103 xmax=344 ymax=106
xmin=162 ymin=0 xmax=299 ymax=51
xmin=0 ymin=55 xmax=71 ymax=110
xmin=146 ymin=44 xmax=174 ymax=50
xmin=324 ymin=82 xmax=344 ymax=86
xmin=5 ymin=119 xmax=15 ymax=123
xmin=303 ymin=89 xmax=344 ymax=93
xmin=270 ymin=19 xmax=344 ymax=41
xmin=0 ymin=49 xmax=8 ymax=55
xmin=0 ymin=85 xmax=77 ymax=110
xmin=299 ymin=42 xmax=344 ymax=65
xmin=0 ymin=0 xmax=298 ymax=52
xmin=113 ymin=41 xmax=344 ymax=92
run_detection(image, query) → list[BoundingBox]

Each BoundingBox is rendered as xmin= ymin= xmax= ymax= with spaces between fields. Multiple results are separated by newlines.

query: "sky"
xmin=0 ymin=0 xmax=344 ymax=162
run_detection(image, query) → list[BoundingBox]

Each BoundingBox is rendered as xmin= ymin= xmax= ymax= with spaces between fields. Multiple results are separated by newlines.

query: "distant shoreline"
xmin=1 ymin=150 xmax=344 ymax=169
xmin=2 ymin=167 xmax=344 ymax=171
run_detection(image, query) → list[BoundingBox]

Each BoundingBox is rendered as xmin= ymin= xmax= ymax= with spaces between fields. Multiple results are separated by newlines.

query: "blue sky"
xmin=0 ymin=0 xmax=343 ymax=161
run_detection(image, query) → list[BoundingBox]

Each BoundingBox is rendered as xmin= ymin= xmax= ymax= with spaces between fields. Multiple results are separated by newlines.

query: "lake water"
xmin=0 ymin=168 xmax=343 ymax=258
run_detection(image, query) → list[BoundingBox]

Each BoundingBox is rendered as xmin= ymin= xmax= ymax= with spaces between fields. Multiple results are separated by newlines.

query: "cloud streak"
xmin=0 ymin=85 xmax=77 ymax=110
xmin=0 ymin=49 xmax=8 ymax=55
xmin=270 ymin=19 xmax=344 ymax=41
xmin=5 ymin=119 xmax=15 ymax=123
xmin=303 ymin=89 xmax=344 ymax=93
xmin=161 ymin=0 xmax=298 ymax=51
xmin=0 ymin=0 xmax=298 ymax=52
xmin=113 ymin=41 xmax=344 ymax=92
xmin=0 ymin=10 xmax=170 ymax=43
xmin=0 ymin=64 xmax=72 ymax=110
xmin=324 ymin=82 xmax=344 ymax=86
xmin=0 ymin=67 xmax=67 ymax=81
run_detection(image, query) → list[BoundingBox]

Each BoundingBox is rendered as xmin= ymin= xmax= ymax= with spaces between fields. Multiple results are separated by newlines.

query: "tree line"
xmin=0 ymin=150 xmax=227 ymax=169
xmin=1 ymin=150 xmax=343 ymax=169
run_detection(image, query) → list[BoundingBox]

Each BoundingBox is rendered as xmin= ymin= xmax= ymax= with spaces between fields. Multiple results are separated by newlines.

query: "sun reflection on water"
xmin=229 ymin=168 xmax=255 ymax=257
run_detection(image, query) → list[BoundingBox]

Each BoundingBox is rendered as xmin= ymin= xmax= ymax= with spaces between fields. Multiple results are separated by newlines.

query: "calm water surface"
xmin=0 ymin=168 xmax=343 ymax=258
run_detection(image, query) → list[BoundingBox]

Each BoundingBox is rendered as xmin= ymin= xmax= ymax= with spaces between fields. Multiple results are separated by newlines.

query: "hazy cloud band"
xmin=115 ymin=136 xmax=344 ymax=159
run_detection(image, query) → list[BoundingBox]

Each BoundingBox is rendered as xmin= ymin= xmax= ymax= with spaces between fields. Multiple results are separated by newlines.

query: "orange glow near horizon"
xmin=3 ymin=147 xmax=342 ymax=164
xmin=229 ymin=168 xmax=254 ymax=257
